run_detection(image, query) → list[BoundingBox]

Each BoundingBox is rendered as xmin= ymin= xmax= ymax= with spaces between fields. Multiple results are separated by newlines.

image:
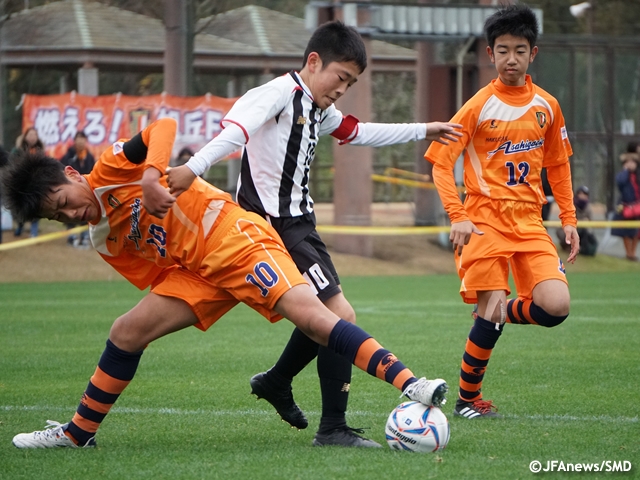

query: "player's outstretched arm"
xmin=426 ymin=122 xmax=463 ymax=145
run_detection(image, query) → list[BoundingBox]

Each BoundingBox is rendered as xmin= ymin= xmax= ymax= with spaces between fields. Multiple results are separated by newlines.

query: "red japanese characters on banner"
xmin=22 ymin=92 xmax=239 ymax=160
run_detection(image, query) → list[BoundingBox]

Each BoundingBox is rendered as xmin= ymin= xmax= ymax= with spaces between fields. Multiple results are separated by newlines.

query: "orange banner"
xmin=22 ymin=92 xmax=238 ymax=160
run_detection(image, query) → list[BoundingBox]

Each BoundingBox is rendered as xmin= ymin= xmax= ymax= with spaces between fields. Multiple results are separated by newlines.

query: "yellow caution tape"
xmin=382 ymin=167 xmax=431 ymax=182
xmin=0 ymin=225 xmax=88 ymax=251
xmin=318 ymin=220 xmax=640 ymax=235
xmin=371 ymin=174 xmax=466 ymax=192
xmin=1 ymin=221 xmax=639 ymax=248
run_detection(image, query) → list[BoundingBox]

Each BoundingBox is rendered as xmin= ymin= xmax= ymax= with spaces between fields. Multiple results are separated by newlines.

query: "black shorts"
xmin=268 ymin=213 xmax=341 ymax=302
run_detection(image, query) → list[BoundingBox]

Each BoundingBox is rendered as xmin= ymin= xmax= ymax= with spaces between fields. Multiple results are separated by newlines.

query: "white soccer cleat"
xmin=402 ymin=377 xmax=448 ymax=408
xmin=12 ymin=420 xmax=95 ymax=449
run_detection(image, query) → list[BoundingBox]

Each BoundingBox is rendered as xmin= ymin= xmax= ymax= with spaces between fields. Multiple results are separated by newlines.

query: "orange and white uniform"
xmin=87 ymin=118 xmax=307 ymax=330
xmin=426 ymin=75 xmax=577 ymax=303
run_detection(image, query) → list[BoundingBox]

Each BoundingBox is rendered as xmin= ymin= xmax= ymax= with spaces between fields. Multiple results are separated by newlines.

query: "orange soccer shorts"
xmin=455 ymin=195 xmax=568 ymax=304
xmin=151 ymin=207 xmax=308 ymax=331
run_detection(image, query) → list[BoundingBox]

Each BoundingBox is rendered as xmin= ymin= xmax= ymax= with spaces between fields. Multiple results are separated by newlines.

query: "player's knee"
xmin=109 ymin=316 xmax=143 ymax=352
xmin=536 ymin=298 xmax=570 ymax=318
xmin=323 ymin=294 xmax=356 ymax=324
xmin=531 ymin=303 xmax=568 ymax=328
xmin=340 ymin=305 xmax=356 ymax=324
xmin=483 ymin=296 xmax=507 ymax=324
xmin=486 ymin=308 xmax=505 ymax=324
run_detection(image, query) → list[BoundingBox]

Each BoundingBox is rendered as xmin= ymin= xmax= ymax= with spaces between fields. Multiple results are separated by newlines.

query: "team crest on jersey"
xmin=297 ymin=116 xmax=307 ymax=125
xmin=536 ymin=111 xmax=547 ymax=128
xmin=490 ymin=119 xmax=499 ymax=129
xmin=108 ymin=194 xmax=121 ymax=209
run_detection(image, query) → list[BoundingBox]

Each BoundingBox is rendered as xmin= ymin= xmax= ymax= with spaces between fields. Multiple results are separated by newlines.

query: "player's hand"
xmin=426 ymin=122 xmax=463 ymax=145
xmin=450 ymin=220 xmax=484 ymax=255
xmin=167 ymin=165 xmax=197 ymax=197
xmin=141 ymin=168 xmax=175 ymax=219
xmin=564 ymin=225 xmax=580 ymax=264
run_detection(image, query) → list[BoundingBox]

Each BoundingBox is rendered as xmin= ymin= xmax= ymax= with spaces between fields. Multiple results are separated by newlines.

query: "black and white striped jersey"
xmin=226 ymin=71 xmax=345 ymax=218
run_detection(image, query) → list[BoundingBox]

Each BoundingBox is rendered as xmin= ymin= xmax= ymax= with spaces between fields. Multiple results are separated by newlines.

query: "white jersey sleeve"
xmin=222 ymin=79 xmax=291 ymax=140
xmin=185 ymin=123 xmax=246 ymax=176
xmin=318 ymin=104 xmax=347 ymax=136
xmin=185 ymin=78 xmax=291 ymax=174
xmin=347 ymin=122 xmax=427 ymax=147
xmin=318 ymin=105 xmax=427 ymax=147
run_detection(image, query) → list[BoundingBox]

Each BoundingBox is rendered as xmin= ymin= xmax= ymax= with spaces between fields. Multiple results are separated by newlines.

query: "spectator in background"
xmin=60 ymin=131 xmax=95 ymax=248
xmin=557 ymin=185 xmax=598 ymax=256
xmin=11 ymin=127 xmax=44 ymax=237
xmin=172 ymin=147 xmax=194 ymax=167
xmin=611 ymin=142 xmax=640 ymax=261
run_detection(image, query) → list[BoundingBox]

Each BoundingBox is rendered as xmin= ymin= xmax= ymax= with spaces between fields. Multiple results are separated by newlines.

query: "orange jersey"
xmin=426 ymin=75 xmax=576 ymax=225
xmin=86 ymin=119 xmax=236 ymax=289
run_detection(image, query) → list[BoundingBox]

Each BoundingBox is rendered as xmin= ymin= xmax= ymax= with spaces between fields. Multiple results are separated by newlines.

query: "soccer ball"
xmin=385 ymin=401 xmax=450 ymax=452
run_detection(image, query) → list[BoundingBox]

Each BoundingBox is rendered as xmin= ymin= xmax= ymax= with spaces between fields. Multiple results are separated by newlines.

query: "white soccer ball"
xmin=385 ymin=401 xmax=450 ymax=452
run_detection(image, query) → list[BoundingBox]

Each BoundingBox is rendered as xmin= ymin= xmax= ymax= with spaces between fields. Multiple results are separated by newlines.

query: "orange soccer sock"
xmin=507 ymin=298 xmax=567 ymax=328
xmin=506 ymin=298 xmax=538 ymax=325
xmin=64 ymin=340 xmax=143 ymax=445
xmin=458 ymin=316 xmax=503 ymax=403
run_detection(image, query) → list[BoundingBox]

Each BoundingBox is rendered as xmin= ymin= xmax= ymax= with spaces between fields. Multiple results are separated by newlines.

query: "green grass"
xmin=1 ymin=274 xmax=638 ymax=479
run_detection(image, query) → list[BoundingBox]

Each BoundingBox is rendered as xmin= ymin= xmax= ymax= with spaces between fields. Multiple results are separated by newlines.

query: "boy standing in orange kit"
xmin=425 ymin=4 xmax=580 ymax=419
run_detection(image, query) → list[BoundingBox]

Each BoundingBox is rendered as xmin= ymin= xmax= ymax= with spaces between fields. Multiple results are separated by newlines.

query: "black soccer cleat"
xmin=312 ymin=426 xmax=382 ymax=448
xmin=454 ymin=399 xmax=501 ymax=419
xmin=250 ymin=372 xmax=308 ymax=429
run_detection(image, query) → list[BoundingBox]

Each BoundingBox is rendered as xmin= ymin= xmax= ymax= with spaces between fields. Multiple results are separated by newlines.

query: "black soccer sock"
xmin=458 ymin=316 xmax=503 ymax=403
xmin=269 ymin=327 xmax=319 ymax=383
xmin=317 ymin=346 xmax=352 ymax=432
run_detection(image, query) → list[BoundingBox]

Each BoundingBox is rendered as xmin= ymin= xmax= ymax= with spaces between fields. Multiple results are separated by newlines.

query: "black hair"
xmin=485 ymin=4 xmax=539 ymax=50
xmin=0 ymin=151 xmax=68 ymax=222
xmin=302 ymin=20 xmax=367 ymax=73
xmin=626 ymin=141 xmax=638 ymax=153
xmin=75 ymin=130 xmax=87 ymax=140
xmin=178 ymin=147 xmax=194 ymax=158
xmin=20 ymin=127 xmax=45 ymax=152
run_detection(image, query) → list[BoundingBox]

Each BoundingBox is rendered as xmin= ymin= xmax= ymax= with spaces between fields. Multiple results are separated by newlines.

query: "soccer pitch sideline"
xmin=1 ymin=273 xmax=638 ymax=479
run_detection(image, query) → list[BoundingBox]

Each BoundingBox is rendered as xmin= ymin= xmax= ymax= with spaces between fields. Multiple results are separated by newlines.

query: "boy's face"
xmin=40 ymin=166 xmax=100 ymax=224
xmin=301 ymin=53 xmax=360 ymax=110
xmin=576 ymin=191 xmax=589 ymax=202
xmin=487 ymin=34 xmax=538 ymax=87
xmin=74 ymin=135 xmax=87 ymax=152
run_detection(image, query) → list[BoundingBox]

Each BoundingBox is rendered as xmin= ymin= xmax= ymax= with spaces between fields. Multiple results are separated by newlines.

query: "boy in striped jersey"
xmin=4 ymin=118 xmax=446 ymax=449
xmin=425 ymin=5 xmax=580 ymax=419
xmin=168 ymin=21 xmax=461 ymax=447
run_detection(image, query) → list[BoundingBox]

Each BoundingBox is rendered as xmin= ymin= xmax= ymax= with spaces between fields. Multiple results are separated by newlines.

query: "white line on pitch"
xmin=2 ymin=405 xmax=637 ymax=424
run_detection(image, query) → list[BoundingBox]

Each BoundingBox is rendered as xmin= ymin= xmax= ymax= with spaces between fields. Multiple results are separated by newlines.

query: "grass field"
xmin=1 ymin=273 xmax=638 ymax=479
